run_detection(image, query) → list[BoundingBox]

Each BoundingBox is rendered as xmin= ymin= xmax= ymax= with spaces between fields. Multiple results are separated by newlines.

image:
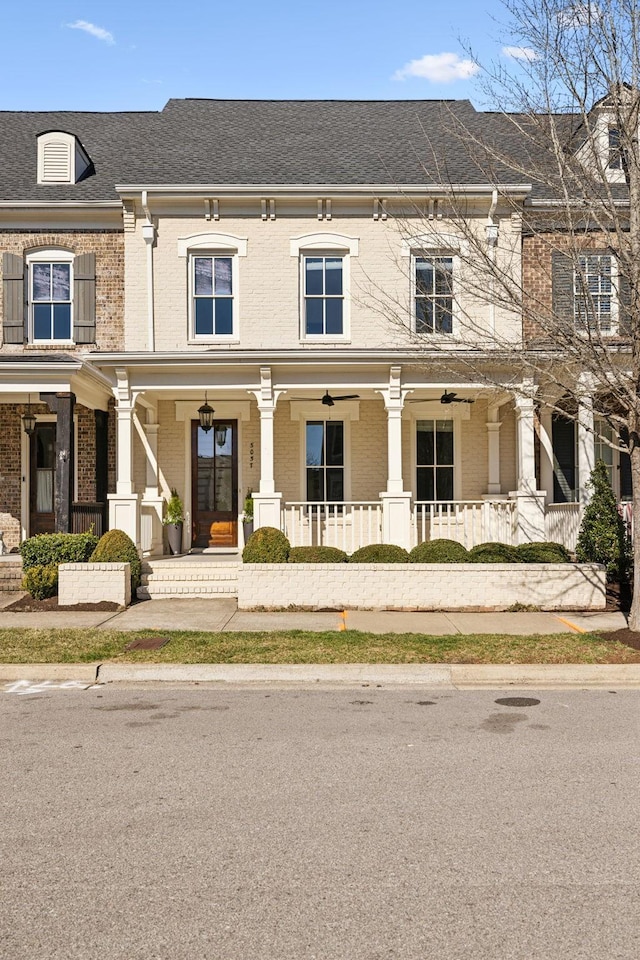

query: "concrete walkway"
xmin=0 ymin=594 xmax=628 ymax=634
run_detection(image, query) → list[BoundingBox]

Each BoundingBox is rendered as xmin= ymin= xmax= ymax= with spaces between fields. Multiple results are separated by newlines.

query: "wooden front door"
xmin=191 ymin=420 xmax=238 ymax=548
xmin=30 ymin=422 xmax=56 ymax=535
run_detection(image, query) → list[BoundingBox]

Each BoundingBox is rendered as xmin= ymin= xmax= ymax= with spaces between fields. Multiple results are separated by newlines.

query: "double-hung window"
xmin=306 ymin=420 xmax=345 ymax=502
xmin=193 ymin=255 xmax=234 ymax=337
xmin=574 ymin=255 xmax=614 ymax=333
xmin=416 ymin=419 xmax=454 ymax=501
xmin=414 ymin=257 xmax=453 ymax=334
xmin=30 ymin=257 xmax=73 ymax=342
xmin=304 ymin=256 xmax=344 ymax=336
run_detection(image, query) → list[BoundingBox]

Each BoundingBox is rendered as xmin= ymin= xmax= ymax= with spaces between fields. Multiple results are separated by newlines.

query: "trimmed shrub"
xmin=22 ymin=565 xmax=58 ymax=600
xmin=515 ymin=541 xmax=571 ymax=563
xmin=468 ymin=541 xmax=522 ymax=563
xmin=288 ymin=546 xmax=348 ymax=563
xmin=576 ymin=459 xmax=631 ymax=581
xmin=409 ymin=538 xmax=470 ymax=563
xmin=243 ymin=526 xmax=290 ymax=563
xmin=89 ymin=529 xmax=142 ymax=590
xmin=20 ymin=532 xmax=99 ymax=571
xmin=348 ymin=544 xmax=410 ymax=563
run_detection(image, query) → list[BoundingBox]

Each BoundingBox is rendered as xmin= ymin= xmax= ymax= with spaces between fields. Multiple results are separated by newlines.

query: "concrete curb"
xmin=3 ymin=662 xmax=640 ymax=688
xmin=0 ymin=664 xmax=98 ymax=681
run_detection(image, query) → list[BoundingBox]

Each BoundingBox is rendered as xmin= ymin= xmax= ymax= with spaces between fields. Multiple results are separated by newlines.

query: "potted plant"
xmin=242 ymin=489 xmax=254 ymax=543
xmin=163 ymin=488 xmax=184 ymax=555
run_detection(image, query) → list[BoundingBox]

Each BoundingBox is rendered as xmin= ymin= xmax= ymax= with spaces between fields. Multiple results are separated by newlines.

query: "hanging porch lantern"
xmin=198 ymin=392 xmax=214 ymax=433
xmin=22 ymin=395 xmax=36 ymax=437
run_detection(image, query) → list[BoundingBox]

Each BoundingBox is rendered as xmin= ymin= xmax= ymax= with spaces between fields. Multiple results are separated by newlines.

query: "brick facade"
xmin=0 ymin=230 xmax=124 ymax=352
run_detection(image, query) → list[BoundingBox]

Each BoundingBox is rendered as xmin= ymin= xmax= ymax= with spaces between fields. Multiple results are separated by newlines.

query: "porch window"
xmin=192 ymin=255 xmax=234 ymax=336
xmin=414 ymin=257 xmax=453 ymax=334
xmin=416 ymin=420 xmax=454 ymax=500
xmin=594 ymin=418 xmax=632 ymax=501
xmin=306 ymin=421 xmax=344 ymax=501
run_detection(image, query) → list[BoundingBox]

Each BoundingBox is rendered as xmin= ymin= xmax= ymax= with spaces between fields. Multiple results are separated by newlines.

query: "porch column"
xmin=510 ymin=385 xmax=546 ymax=543
xmin=251 ymin=367 xmax=282 ymax=530
xmin=379 ymin=366 xmax=412 ymax=551
xmin=485 ymin=405 xmax=502 ymax=495
xmin=107 ymin=368 xmax=140 ymax=546
xmin=577 ymin=388 xmax=595 ymax=506
xmin=538 ymin=407 xmax=554 ymax=505
xmin=140 ymin=407 xmax=163 ymax=556
xmin=41 ymin=391 xmax=75 ymax=534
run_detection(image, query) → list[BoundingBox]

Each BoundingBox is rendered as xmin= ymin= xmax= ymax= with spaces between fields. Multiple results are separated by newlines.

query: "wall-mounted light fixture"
xmin=22 ymin=395 xmax=36 ymax=436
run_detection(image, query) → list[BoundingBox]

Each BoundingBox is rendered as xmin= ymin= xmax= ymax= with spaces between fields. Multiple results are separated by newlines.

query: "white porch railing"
xmin=545 ymin=502 xmax=582 ymax=552
xmin=411 ymin=500 xmax=518 ymax=549
xmin=283 ymin=502 xmax=383 ymax=551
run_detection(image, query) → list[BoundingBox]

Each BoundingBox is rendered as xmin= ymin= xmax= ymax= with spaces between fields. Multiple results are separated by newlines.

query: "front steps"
xmin=138 ymin=557 xmax=239 ymax=599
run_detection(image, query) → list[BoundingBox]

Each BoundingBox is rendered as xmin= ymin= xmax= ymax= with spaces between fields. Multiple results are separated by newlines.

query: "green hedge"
xmin=515 ymin=541 xmax=571 ymax=563
xmin=409 ymin=538 xmax=470 ymax=563
xmin=90 ymin=529 xmax=142 ymax=590
xmin=22 ymin=565 xmax=58 ymax=599
xmin=349 ymin=544 xmax=410 ymax=563
xmin=288 ymin=546 xmax=348 ymax=563
xmin=243 ymin=526 xmax=291 ymax=563
xmin=468 ymin=541 xmax=522 ymax=563
xmin=20 ymin=532 xmax=99 ymax=571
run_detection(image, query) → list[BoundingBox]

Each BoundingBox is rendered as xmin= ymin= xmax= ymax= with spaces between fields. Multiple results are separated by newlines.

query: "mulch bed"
xmin=5 ymin=595 xmax=120 ymax=613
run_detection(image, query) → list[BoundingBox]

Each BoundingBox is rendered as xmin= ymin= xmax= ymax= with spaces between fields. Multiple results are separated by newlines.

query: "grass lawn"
xmin=0 ymin=628 xmax=637 ymax=664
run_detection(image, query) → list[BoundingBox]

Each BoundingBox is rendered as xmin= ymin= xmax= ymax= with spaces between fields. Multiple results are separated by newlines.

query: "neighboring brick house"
xmin=0 ymin=99 xmax=627 ymax=555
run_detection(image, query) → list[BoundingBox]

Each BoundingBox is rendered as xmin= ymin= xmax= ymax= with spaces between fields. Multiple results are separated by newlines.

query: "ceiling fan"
xmin=291 ymin=390 xmax=360 ymax=407
xmin=407 ymin=391 xmax=475 ymax=405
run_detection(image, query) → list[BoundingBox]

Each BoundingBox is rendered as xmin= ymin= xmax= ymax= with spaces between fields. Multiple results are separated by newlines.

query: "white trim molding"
xmin=290 ymin=233 xmax=359 ymax=257
xmin=177 ymin=233 xmax=248 ymax=258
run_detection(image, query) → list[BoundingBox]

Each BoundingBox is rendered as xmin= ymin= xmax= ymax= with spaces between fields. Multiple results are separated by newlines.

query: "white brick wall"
xmin=238 ymin=563 xmax=606 ymax=611
xmin=59 ymin=563 xmax=131 ymax=607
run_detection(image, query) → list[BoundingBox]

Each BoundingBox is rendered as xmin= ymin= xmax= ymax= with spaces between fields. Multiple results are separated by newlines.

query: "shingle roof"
xmin=0 ymin=99 xmax=535 ymax=201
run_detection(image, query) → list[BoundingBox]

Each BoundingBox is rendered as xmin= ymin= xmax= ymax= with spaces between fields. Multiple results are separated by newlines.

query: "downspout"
xmin=486 ymin=188 xmax=499 ymax=337
xmin=141 ymin=190 xmax=156 ymax=352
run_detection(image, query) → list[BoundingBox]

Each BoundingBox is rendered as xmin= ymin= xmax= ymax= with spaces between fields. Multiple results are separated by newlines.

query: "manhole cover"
xmin=125 ymin=636 xmax=170 ymax=651
xmin=494 ymin=697 xmax=540 ymax=707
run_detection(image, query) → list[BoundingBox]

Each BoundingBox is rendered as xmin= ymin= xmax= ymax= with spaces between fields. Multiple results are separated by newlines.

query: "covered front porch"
xmin=89 ymin=355 xmax=570 ymax=556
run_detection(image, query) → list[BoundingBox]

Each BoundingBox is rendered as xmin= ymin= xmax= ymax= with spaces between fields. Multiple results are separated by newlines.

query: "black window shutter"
xmin=551 ymin=251 xmax=574 ymax=324
xmin=552 ymin=414 xmax=577 ymax=503
xmin=73 ymin=252 xmax=96 ymax=344
xmin=617 ymin=260 xmax=631 ymax=336
xmin=2 ymin=252 xmax=26 ymax=344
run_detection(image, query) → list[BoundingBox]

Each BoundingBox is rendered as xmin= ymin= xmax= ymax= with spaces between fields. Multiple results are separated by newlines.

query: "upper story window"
xmin=178 ymin=233 xmax=247 ymax=343
xmin=36 ymin=131 xmax=92 ymax=185
xmin=574 ymin=254 xmax=616 ymax=333
xmin=414 ymin=256 xmax=454 ymax=334
xmin=303 ymin=256 xmax=344 ymax=336
xmin=608 ymin=127 xmax=625 ymax=171
xmin=31 ymin=259 xmax=73 ymax=341
xmin=290 ymin=233 xmax=358 ymax=341
xmin=193 ymin=256 xmax=233 ymax=336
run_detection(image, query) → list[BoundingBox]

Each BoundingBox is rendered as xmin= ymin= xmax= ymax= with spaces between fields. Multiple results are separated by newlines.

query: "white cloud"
xmin=393 ymin=52 xmax=479 ymax=83
xmin=67 ymin=20 xmax=115 ymax=45
xmin=502 ymin=45 xmax=538 ymax=61
xmin=557 ymin=3 xmax=601 ymax=27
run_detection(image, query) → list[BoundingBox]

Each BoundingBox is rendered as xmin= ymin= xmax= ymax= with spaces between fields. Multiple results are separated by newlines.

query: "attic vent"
xmin=37 ymin=130 xmax=92 ymax=185
xmin=41 ymin=140 xmax=72 ymax=182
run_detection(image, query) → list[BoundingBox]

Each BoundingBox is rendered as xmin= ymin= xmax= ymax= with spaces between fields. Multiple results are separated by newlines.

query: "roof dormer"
xmin=37 ymin=130 xmax=92 ymax=185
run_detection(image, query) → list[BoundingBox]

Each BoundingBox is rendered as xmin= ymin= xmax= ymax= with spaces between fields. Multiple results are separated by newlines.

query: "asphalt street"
xmin=1 ymin=684 xmax=639 ymax=959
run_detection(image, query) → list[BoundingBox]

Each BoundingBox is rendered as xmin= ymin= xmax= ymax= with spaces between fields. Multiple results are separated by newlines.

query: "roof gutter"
xmin=0 ymin=200 xmax=121 ymax=208
xmin=117 ymin=183 xmax=533 ymax=199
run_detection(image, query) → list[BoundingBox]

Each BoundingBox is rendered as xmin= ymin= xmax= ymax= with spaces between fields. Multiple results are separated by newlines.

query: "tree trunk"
xmin=627 ymin=439 xmax=640 ymax=630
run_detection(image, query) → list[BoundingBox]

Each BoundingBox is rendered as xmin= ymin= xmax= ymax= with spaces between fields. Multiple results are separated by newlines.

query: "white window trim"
xmin=574 ymin=254 xmax=619 ymax=336
xmin=290 ymin=233 xmax=358 ymax=344
xmin=298 ymin=415 xmax=352 ymax=503
xmin=26 ymin=248 xmax=75 ymax=345
xmin=177 ymin=233 xmax=248 ymax=258
xmin=407 ymin=408 xmax=463 ymax=501
xmin=410 ymin=252 xmax=458 ymax=337
xmin=187 ymin=252 xmax=240 ymax=343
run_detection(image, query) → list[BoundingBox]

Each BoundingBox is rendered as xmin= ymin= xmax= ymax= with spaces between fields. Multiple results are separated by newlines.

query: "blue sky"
xmin=0 ymin=0 xmax=525 ymax=111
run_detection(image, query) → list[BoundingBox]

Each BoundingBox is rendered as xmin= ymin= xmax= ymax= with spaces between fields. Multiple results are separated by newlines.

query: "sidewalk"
xmin=0 ymin=595 xmax=628 ymax=635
